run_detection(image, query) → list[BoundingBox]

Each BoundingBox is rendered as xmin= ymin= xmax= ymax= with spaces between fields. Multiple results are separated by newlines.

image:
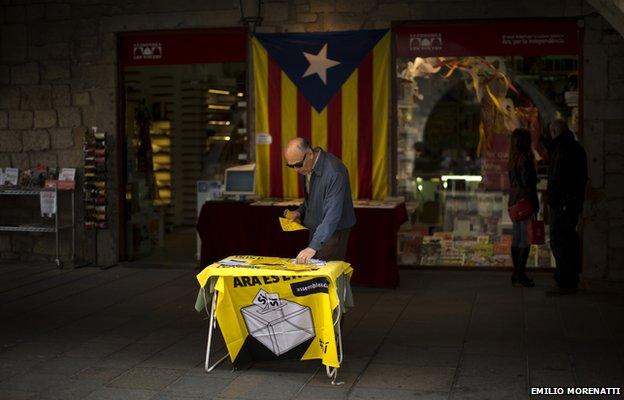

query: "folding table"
xmin=195 ymin=255 xmax=353 ymax=384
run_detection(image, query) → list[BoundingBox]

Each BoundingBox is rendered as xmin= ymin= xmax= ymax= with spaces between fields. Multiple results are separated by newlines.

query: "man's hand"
xmin=296 ymin=247 xmax=316 ymax=264
xmin=284 ymin=210 xmax=301 ymax=222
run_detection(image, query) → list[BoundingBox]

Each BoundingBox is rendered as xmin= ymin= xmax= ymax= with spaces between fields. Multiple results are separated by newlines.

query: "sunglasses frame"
xmin=286 ymin=151 xmax=308 ymax=169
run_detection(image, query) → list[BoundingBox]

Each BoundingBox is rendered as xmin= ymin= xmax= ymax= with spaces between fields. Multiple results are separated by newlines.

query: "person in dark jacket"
xmin=508 ymin=128 xmax=538 ymax=287
xmin=546 ymin=119 xmax=588 ymax=293
xmin=283 ymin=137 xmax=356 ymax=264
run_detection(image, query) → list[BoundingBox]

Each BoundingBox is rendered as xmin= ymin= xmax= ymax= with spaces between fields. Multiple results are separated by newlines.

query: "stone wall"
xmin=582 ymin=12 xmax=624 ymax=281
xmin=0 ymin=0 xmax=622 ymax=279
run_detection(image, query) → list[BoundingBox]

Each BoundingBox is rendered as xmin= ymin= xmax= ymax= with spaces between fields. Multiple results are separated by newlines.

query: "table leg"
xmin=204 ymin=289 xmax=228 ymax=372
xmin=325 ymin=283 xmax=346 ymax=385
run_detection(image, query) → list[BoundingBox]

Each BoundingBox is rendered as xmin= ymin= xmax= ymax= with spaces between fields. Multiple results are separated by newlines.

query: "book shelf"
xmin=150 ymin=119 xmax=172 ymax=207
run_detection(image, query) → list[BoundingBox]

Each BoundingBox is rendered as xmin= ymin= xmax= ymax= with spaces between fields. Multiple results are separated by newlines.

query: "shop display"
xmin=0 ymin=163 xmax=77 ymax=269
xmin=398 ymin=188 xmax=552 ymax=267
xmin=150 ymin=119 xmax=172 ymax=206
xmin=150 ymin=118 xmax=174 ymax=234
xmin=0 ymin=165 xmax=74 ymax=189
xmin=84 ymin=127 xmax=108 ymax=229
xmin=394 ymin=20 xmax=579 ymax=269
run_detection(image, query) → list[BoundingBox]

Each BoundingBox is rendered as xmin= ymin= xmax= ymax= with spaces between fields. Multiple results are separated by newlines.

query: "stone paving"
xmin=0 ymin=262 xmax=623 ymax=400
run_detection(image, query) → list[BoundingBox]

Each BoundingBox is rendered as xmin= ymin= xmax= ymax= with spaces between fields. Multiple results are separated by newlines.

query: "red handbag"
xmin=527 ymin=219 xmax=545 ymax=245
xmin=508 ymin=197 xmax=534 ymax=222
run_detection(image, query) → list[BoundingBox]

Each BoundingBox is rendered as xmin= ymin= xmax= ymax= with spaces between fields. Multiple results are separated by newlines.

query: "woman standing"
xmin=508 ymin=128 xmax=538 ymax=287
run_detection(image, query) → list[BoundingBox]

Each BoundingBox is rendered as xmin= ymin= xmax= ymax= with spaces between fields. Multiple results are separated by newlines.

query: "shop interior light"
xmin=208 ymin=104 xmax=231 ymax=110
xmin=208 ymin=89 xmax=230 ymax=95
xmin=151 ymin=120 xmax=171 ymax=130
xmin=154 ymin=171 xmax=171 ymax=181
xmin=443 ymin=182 xmax=448 ymax=189
xmin=237 ymin=92 xmax=244 ymax=97
xmin=207 ymin=120 xmax=231 ymax=126
xmin=153 ymin=154 xmax=171 ymax=165
xmin=158 ymin=188 xmax=172 ymax=199
xmin=151 ymin=137 xmax=171 ymax=147
xmin=441 ymin=175 xmax=483 ymax=182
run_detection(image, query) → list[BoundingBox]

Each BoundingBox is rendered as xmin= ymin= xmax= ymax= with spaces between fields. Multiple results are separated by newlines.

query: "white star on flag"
xmin=302 ymin=43 xmax=340 ymax=85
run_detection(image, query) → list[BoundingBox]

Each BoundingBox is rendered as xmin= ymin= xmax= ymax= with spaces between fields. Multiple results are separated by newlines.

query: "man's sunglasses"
xmin=286 ymin=152 xmax=307 ymax=169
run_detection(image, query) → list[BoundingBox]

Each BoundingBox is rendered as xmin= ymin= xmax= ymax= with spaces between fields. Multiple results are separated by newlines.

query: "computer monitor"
xmin=223 ymin=163 xmax=255 ymax=199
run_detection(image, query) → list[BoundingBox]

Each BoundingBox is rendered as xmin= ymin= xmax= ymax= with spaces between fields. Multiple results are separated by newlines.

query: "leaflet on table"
xmin=289 ymin=258 xmax=325 ymax=266
xmin=217 ymin=255 xmax=326 ymax=271
xmin=279 ymin=217 xmax=308 ymax=232
xmin=353 ymin=199 xmax=397 ymax=208
xmin=273 ymin=199 xmax=303 ymax=207
xmin=250 ymin=199 xmax=304 ymax=207
xmin=250 ymin=200 xmax=274 ymax=206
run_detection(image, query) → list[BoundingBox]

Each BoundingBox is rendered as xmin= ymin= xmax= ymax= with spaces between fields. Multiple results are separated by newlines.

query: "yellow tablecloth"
xmin=196 ymin=255 xmax=353 ymax=368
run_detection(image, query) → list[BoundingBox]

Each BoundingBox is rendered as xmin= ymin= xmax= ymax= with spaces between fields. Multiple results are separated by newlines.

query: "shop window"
xmin=394 ymin=20 xmax=580 ymax=268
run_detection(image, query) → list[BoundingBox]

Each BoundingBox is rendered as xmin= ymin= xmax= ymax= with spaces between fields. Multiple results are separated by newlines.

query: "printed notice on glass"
xmin=40 ymin=190 xmax=57 ymax=217
xmin=5 ymin=168 xmax=19 ymax=186
xmin=256 ymin=133 xmax=272 ymax=145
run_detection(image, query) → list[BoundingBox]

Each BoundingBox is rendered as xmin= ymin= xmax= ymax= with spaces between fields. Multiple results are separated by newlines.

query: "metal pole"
xmin=71 ymin=188 xmax=75 ymax=264
xmin=94 ymin=226 xmax=98 ymax=267
xmin=55 ymin=185 xmax=60 ymax=268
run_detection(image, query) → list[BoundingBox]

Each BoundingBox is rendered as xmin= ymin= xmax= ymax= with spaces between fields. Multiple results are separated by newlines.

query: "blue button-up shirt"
xmin=296 ymin=149 xmax=356 ymax=251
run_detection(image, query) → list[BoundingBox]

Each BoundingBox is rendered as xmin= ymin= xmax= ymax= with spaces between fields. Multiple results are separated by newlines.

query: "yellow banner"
xmin=196 ymin=256 xmax=352 ymax=368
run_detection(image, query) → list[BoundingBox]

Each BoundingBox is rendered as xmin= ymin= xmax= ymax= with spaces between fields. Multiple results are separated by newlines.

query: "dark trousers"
xmin=314 ymin=229 xmax=351 ymax=261
xmin=549 ymin=208 xmax=581 ymax=287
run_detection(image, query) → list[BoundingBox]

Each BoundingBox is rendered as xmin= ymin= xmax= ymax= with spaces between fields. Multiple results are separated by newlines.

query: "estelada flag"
xmin=252 ymin=30 xmax=390 ymax=200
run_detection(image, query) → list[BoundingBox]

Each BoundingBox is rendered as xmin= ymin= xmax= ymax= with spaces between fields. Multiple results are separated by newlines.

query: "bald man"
xmin=283 ymin=138 xmax=356 ymax=264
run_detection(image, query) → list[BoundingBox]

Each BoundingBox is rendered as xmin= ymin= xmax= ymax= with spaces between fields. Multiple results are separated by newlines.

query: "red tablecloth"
xmin=197 ymin=201 xmax=407 ymax=288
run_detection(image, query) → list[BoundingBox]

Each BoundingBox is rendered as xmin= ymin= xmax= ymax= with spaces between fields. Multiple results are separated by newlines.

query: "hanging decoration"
xmin=399 ymin=55 xmax=525 ymax=158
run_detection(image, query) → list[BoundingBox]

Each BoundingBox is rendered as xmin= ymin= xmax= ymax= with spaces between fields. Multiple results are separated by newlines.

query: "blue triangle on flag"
xmin=255 ymin=30 xmax=387 ymax=112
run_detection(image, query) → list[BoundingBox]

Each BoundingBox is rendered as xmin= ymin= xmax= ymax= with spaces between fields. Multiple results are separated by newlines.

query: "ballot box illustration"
xmin=241 ymin=289 xmax=315 ymax=356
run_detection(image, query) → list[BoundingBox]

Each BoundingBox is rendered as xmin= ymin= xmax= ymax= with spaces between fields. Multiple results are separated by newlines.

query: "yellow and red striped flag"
xmin=253 ymin=30 xmax=390 ymax=200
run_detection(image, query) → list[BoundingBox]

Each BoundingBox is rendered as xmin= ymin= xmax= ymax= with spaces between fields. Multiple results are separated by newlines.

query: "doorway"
xmin=119 ymin=29 xmax=248 ymax=265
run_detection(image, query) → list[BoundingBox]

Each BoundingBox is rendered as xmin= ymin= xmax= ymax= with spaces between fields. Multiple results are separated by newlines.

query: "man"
xmin=546 ymin=119 xmax=588 ymax=293
xmin=283 ymin=138 xmax=356 ymax=264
